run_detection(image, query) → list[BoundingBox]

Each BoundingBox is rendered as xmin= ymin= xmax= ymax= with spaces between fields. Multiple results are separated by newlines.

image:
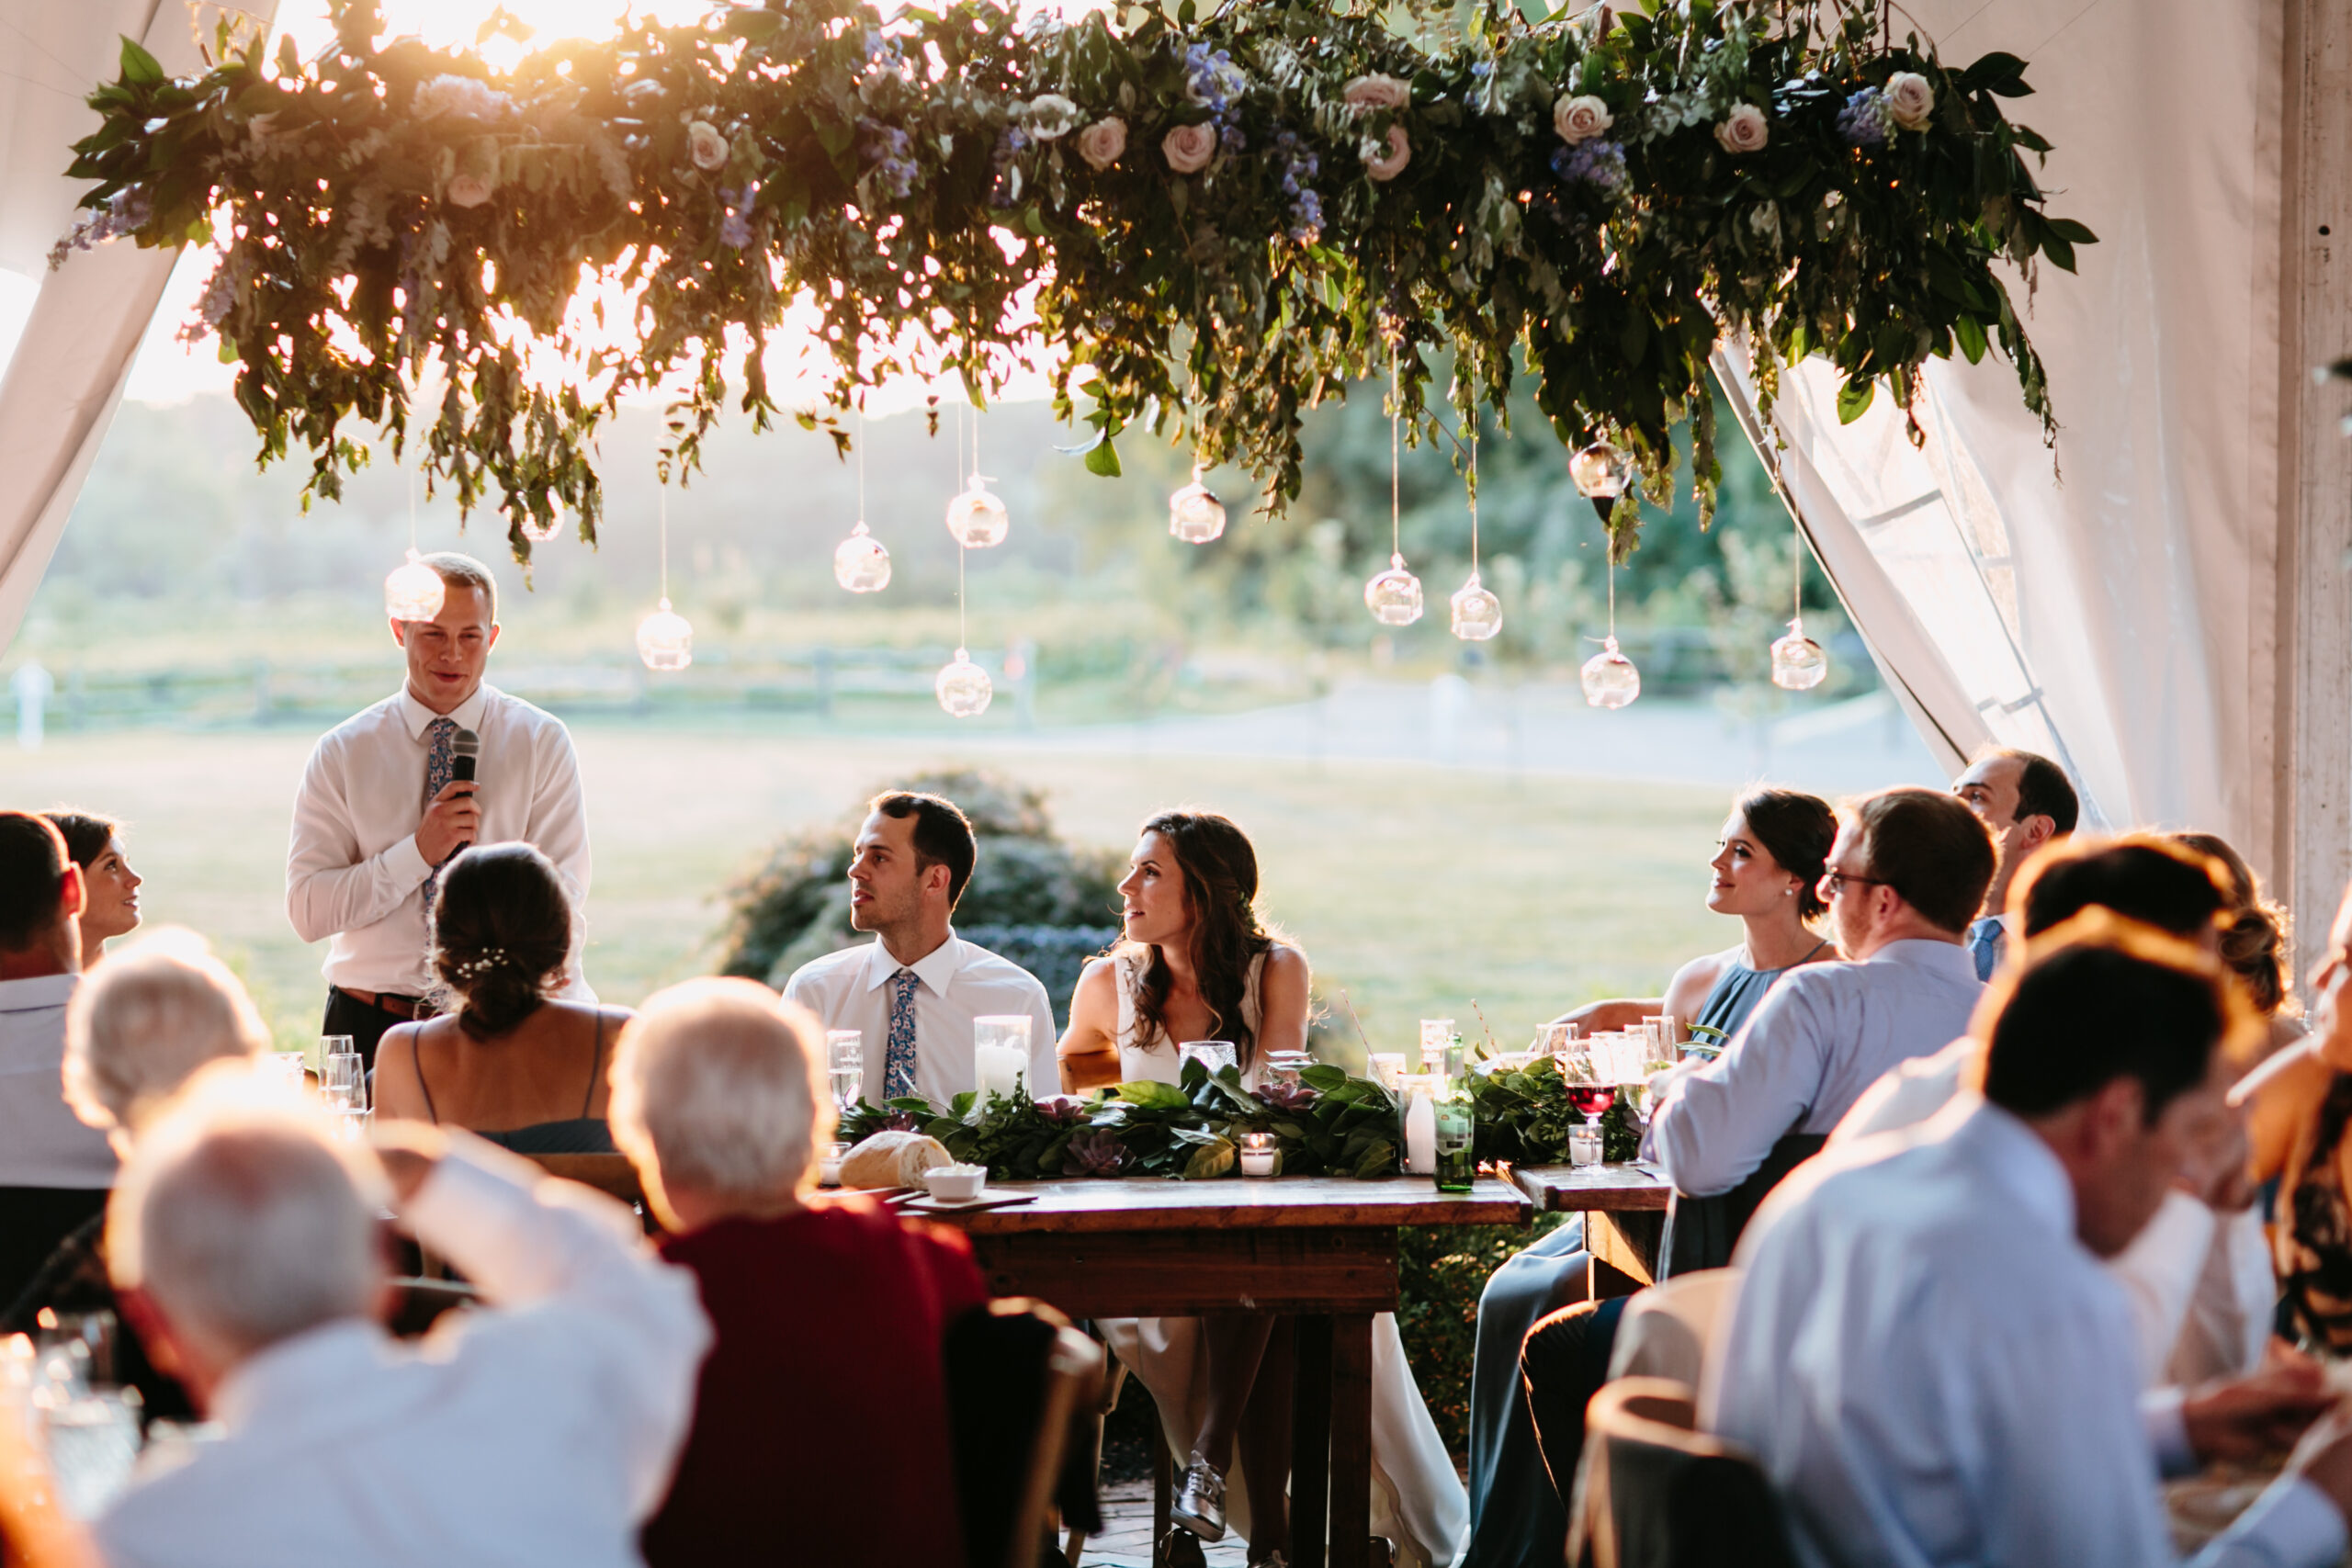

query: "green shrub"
xmin=1395 ymin=1213 xmax=1567 ymax=1459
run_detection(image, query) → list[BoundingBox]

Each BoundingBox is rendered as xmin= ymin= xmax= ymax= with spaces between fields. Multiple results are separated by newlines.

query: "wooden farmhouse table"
xmin=921 ymin=1175 xmax=1531 ymax=1568
xmin=1508 ymin=1162 xmax=1672 ymax=1298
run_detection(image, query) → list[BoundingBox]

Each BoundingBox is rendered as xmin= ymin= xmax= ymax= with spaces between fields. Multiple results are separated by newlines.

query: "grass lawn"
xmin=0 ymin=723 xmax=1736 ymax=1056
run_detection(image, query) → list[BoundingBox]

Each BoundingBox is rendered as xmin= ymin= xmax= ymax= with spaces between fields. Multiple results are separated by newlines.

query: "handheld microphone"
xmin=451 ymin=728 xmax=481 ymax=784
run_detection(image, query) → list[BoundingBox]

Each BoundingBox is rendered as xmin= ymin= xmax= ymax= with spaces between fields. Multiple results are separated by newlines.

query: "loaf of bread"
xmin=839 ymin=1130 xmax=954 ymax=1190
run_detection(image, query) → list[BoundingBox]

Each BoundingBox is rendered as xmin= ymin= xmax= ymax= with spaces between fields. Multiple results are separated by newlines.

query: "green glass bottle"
xmin=1433 ymin=1052 xmax=1476 ymax=1192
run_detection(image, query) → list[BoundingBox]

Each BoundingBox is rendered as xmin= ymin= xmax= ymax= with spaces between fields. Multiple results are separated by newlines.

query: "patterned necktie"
xmin=885 ymin=968 xmax=921 ymax=1101
xmin=1968 ymin=917 xmax=2004 ymax=982
xmin=422 ymin=716 xmax=458 ymax=908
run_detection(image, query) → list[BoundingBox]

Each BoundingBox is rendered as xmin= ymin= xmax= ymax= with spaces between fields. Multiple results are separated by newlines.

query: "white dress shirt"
xmin=96 ymin=1138 xmax=708 ymax=1568
xmin=287 ymin=682 xmax=592 ymax=998
xmin=0 ymin=973 xmax=115 ymax=1188
xmin=1707 ymin=1099 xmax=2346 ymax=1568
xmin=1650 ymin=938 xmax=1981 ymax=1196
xmin=783 ymin=931 xmax=1057 ymax=1109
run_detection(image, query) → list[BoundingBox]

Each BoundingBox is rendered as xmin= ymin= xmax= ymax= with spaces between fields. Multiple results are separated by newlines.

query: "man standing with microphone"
xmin=287 ymin=553 xmax=592 ymax=1066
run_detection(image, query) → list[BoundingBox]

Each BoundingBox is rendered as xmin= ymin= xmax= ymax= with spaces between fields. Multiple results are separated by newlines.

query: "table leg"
xmin=1329 ymin=1313 xmax=1374 ymax=1568
xmin=1152 ymin=1415 xmax=1172 ymax=1549
xmin=1589 ymin=1254 xmax=1644 ymax=1300
xmin=1293 ymin=1314 xmax=1334 ymax=1568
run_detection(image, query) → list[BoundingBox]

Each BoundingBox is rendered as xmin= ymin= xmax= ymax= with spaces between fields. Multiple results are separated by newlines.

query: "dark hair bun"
xmin=430 ymin=843 xmax=573 ymax=1037
xmin=2219 ymin=907 xmax=2289 ymax=1015
xmin=1735 ymin=788 xmax=1838 ymax=922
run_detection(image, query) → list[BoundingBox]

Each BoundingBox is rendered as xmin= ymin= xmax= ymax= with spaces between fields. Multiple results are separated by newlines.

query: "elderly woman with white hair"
xmin=3 ymin=930 xmax=268 ymax=1364
xmin=612 ymin=976 xmax=989 ymax=1568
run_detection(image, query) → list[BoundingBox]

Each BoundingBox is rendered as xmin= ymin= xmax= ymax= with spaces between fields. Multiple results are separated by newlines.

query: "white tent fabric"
xmin=1714 ymin=0 xmax=2281 ymax=856
xmin=0 ymin=2 xmax=277 ymax=657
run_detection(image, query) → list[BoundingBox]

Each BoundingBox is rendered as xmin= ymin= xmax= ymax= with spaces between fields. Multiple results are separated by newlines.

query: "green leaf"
xmin=1114 ymin=1080 xmax=1190 ymax=1111
xmin=2044 ymin=217 xmax=2098 ymax=245
xmin=1301 ymin=1064 xmax=1348 ymax=1092
xmin=118 ymin=37 xmax=164 ymax=85
xmin=1952 ymin=312 xmax=1988 ymax=364
xmin=1837 ymin=379 xmax=1876 ymax=423
xmin=1084 ymin=432 xmax=1122 ymax=477
xmin=1182 ymin=1138 xmax=1235 ymax=1179
xmin=724 ymin=7 xmax=782 ymax=39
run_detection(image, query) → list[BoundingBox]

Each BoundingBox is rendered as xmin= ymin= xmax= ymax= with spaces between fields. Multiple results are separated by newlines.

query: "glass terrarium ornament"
xmin=1450 ymin=425 xmax=1501 ymax=641
xmin=1770 ymin=617 xmax=1829 ymax=690
xmin=1569 ymin=439 xmax=1634 ymax=500
xmin=1451 ymin=570 xmax=1502 ymax=640
xmin=636 ymin=597 xmax=694 ymax=671
xmin=1169 ymin=468 xmax=1227 ymax=544
xmin=1365 ymin=553 xmax=1424 ymax=626
xmin=384 ymin=548 xmax=446 ymax=622
xmin=944 ymin=474 xmax=1009 ymax=547
xmin=833 ymin=521 xmax=891 ymax=592
xmin=935 ymin=648 xmax=993 ymax=718
xmin=519 ymin=499 xmax=562 ymax=545
xmin=1582 ymin=635 xmax=1641 ymax=708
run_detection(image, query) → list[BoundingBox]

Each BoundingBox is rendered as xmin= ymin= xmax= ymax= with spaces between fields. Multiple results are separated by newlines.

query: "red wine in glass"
xmin=1566 ymin=1085 xmax=1616 ymax=1119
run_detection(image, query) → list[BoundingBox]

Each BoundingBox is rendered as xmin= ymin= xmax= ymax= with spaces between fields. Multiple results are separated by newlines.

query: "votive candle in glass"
xmin=1240 ymin=1132 xmax=1278 ymax=1178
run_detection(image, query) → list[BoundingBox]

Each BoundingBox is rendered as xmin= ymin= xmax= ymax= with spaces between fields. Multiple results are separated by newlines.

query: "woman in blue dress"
xmin=1458 ymin=786 xmax=1837 ymax=1568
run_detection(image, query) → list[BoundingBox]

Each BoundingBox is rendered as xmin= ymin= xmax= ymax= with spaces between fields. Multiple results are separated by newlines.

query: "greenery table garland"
xmin=63 ymin=0 xmax=2087 ymax=561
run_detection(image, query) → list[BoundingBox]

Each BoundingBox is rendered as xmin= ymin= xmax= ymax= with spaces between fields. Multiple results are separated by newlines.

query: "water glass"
xmin=974 ymin=1016 xmax=1034 ymax=1100
xmin=1419 ymin=1019 xmax=1455 ymax=1071
xmin=270 ymin=1050 xmax=309 ymax=1087
xmin=1569 ymin=1125 xmax=1604 ymax=1167
xmin=1534 ymin=1023 xmax=1576 ymax=1060
xmin=826 ymin=1030 xmax=864 ymax=1113
xmin=1179 ymin=1040 xmax=1238 ymax=1079
xmin=1368 ymin=1052 xmax=1408 ymax=1090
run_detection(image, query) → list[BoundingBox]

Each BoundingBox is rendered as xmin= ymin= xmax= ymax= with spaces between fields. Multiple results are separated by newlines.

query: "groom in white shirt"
xmin=783 ymin=791 xmax=1056 ymax=1111
xmin=286 ymin=553 xmax=590 ymax=1066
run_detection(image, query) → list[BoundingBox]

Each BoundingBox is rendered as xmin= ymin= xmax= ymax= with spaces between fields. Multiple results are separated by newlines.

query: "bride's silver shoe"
xmin=1170 ymin=1450 xmax=1227 ymax=1540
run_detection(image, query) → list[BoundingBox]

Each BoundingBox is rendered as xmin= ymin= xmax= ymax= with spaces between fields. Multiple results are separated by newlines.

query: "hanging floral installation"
xmin=60 ymin=0 xmax=2088 ymax=564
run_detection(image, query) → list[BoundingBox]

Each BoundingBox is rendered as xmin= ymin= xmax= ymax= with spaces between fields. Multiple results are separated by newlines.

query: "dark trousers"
xmin=1521 ymin=1293 xmax=1633 ymax=1505
xmin=322 ymin=987 xmax=421 ymax=1072
xmin=0 ymin=1186 xmax=110 ymax=1318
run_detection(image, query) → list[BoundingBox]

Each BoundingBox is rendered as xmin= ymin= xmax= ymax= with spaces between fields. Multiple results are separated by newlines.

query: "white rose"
xmin=445 ymin=174 xmax=493 ymax=209
xmin=1343 ymin=73 xmax=1410 ymax=113
xmin=1162 ymin=121 xmax=1217 ymax=175
xmin=1883 ymin=71 xmax=1935 ymax=130
xmin=687 ymin=119 xmax=729 ymax=172
xmin=1026 ymin=93 xmax=1080 ymax=141
xmin=1554 ymin=94 xmax=1613 ymax=144
xmin=1713 ymin=103 xmax=1769 ymax=155
xmin=1077 ymin=116 xmax=1127 ymax=171
xmin=1364 ymin=124 xmax=1411 ymax=182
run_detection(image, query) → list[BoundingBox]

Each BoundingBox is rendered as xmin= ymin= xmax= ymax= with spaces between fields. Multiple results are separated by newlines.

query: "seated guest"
xmin=1710 ymin=919 xmax=2352 ymax=1568
xmin=1951 ymin=745 xmax=2080 ymax=978
xmin=2251 ymin=877 xmax=2352 ymax=1353
xmin=783 ymin=792 xmax=1055 ymax=1109
xmin=611 ymin=977 xmax=986 ymax=1568
xmin=96 ymin=1075 xmax=708 ymax=1568
xmin=2174 ymin=829 xmax=2302 ymax=1057
xmin=0 ymin=812 xmax=116 ymax=1312
xmin=374 ymin=842 xmax=627 ymax=1153
xmin=1460 ymin=786 xmax=1837 ymax=1568
xmin=6 ymin=930 xmax=267 ymax=1340
xmin=41 ymin=810 xmax=141 ymax=971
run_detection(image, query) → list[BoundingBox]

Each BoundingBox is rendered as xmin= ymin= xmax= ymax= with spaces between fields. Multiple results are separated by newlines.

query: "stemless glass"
xmin=1368 ymin=1053 xmax=1408 ymax=1091
xmin=1179 ymin=1041 xmax=1239 ymax=1079
xmin=826 ymin=1030 xmax=864 ymax=1113
xmin=974 ymin=1016 xmax=1034 ymax=1100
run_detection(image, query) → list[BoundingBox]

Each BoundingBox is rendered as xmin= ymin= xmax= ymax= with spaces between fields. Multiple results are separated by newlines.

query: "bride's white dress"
xmin=1091 ymin=948 xmax=1469 ymax=1568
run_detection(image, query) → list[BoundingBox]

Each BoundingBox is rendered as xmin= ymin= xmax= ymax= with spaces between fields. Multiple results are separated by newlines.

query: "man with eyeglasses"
xmin=1647 ymin=786 xmax=1994 ymax=1209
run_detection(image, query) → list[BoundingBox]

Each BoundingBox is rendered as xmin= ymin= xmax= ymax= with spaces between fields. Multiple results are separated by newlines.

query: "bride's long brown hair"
xmin=1129 ymin=811 xmax=1275 ymax=1068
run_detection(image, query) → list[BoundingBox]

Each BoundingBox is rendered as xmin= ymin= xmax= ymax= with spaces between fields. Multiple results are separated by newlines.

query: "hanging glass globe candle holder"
xmin=636 ymin=598 xmax=694 ymax=671
xmin=1569 ymin=440 xmax=1635 ymax=500
xmin=833 ymin=522 xmax=892 ymax=592
xmin=1169 ymin=476 xmax=1227 ymax=544
xmin=944 ymin=475 xmax=1010 ymax=548
xmin=518 ymin=500 xmax=563 ymax=546
xmin=935 ymin=648 xmax=993 ymax=718
xmin=1450 ymin=570 xmax=1502 ymax=641
xmin=1581 ymin=636 xmax=1641 ymax=709
xmin=1770 ymin=617 xmax=1829 ymax=690
xmin=384 ymin=548 xmax=446 ymax=622
xmin=1364 ymin=553 xmax=1424 ymax=626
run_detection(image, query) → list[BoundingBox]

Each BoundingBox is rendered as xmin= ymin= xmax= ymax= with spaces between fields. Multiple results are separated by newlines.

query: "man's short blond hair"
xmin=65 ymin=928 xmax=270 ymax=1136
xmin=420 ymin=550 xmax=497 ymax=621
xmin=608 ymin=978 xmax=829 ymax=1212
xmin=108 ymin=1066 xmax=387 ymax=1362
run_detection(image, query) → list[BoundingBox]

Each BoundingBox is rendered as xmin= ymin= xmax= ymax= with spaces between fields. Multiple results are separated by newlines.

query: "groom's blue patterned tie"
xmin=885 ymin=968 xmax=921 ymax=1100
xmin=1967 ymin=917 xmax=2005 ymax=981
xmin=421 ymin=716 xmax=458 ymax=910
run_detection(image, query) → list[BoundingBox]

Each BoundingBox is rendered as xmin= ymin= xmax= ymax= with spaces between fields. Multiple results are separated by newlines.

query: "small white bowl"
xmin=924 ymin=1164 xmax=989 ymax=1202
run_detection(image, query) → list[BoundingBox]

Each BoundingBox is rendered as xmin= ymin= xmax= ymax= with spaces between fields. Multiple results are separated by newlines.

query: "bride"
xmin=1058 ymin=810 xmax=1466 ymax=1568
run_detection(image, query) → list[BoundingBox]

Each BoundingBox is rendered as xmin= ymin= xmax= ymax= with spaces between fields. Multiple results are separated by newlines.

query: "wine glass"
xmin=320 ymin=1049 xmax=368 ymax=1140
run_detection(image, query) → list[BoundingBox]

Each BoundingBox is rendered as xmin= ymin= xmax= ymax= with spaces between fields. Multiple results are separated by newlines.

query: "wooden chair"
xmin=944 ymin=1298 xmax=1106 ymax=1568
xmin=1566 ymin=1377 xmax=1798 ymax=1568
xmin=524 ymin=1154 xmax=659 ymax=1235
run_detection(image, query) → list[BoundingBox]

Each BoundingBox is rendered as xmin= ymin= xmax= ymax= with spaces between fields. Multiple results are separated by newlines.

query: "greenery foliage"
xmin=66 ymin=0 xmax=2086 ymax=562
xmin=714 ymin=768 xmax=1121 ymax=994
xmin=1396 ymin=1212 xmax=1567 ymax=1455
xmin=839 ymin=1056 xmax=1404 ymax=1178
xmin=1468 ymin=1053 xmax=1642 ymax=1162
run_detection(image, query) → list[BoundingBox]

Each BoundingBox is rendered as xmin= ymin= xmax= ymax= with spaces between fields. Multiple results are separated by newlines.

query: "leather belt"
xmin=334 ymin=987 xmax=426 ymax=1021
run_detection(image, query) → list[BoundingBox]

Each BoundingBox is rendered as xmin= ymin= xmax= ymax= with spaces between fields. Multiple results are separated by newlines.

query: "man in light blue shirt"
xmin=1649 ymin=786 xmax=1993 ymax=1201
xmin=1952 ymin=747 xmax=2079 ymax=980
xmin=1710 ymin=921 xmax=2352 ymax=1568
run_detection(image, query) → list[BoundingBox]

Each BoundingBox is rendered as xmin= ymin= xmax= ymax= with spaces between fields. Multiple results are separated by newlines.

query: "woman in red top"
xmin=610 ymin=976 xmax=987 ymax=1568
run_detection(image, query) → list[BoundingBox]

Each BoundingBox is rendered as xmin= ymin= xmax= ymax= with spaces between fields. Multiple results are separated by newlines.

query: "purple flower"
xmin=1553 ymin=139 xmax=1627 ymax=191
xmin=1066 ymin=1127 xmax=1131 ymax=1176
xmin=1035 ymin=1097 xmax=1085 ymax=1126
xmin=877 ymin=1109 xmax=920 ymax=1133
xmin=1251 ymin=1081 xmax=1319 ymax=1113
xmin=1838 ymin=88 xmax=1891 ymax=147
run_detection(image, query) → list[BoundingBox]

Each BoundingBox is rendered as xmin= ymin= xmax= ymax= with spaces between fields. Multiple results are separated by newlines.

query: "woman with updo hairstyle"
xmin=2171 ymin=830 xmax=2300 ymax=1054
xmin=373 ymin=842 xmax=628 ymax=1154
